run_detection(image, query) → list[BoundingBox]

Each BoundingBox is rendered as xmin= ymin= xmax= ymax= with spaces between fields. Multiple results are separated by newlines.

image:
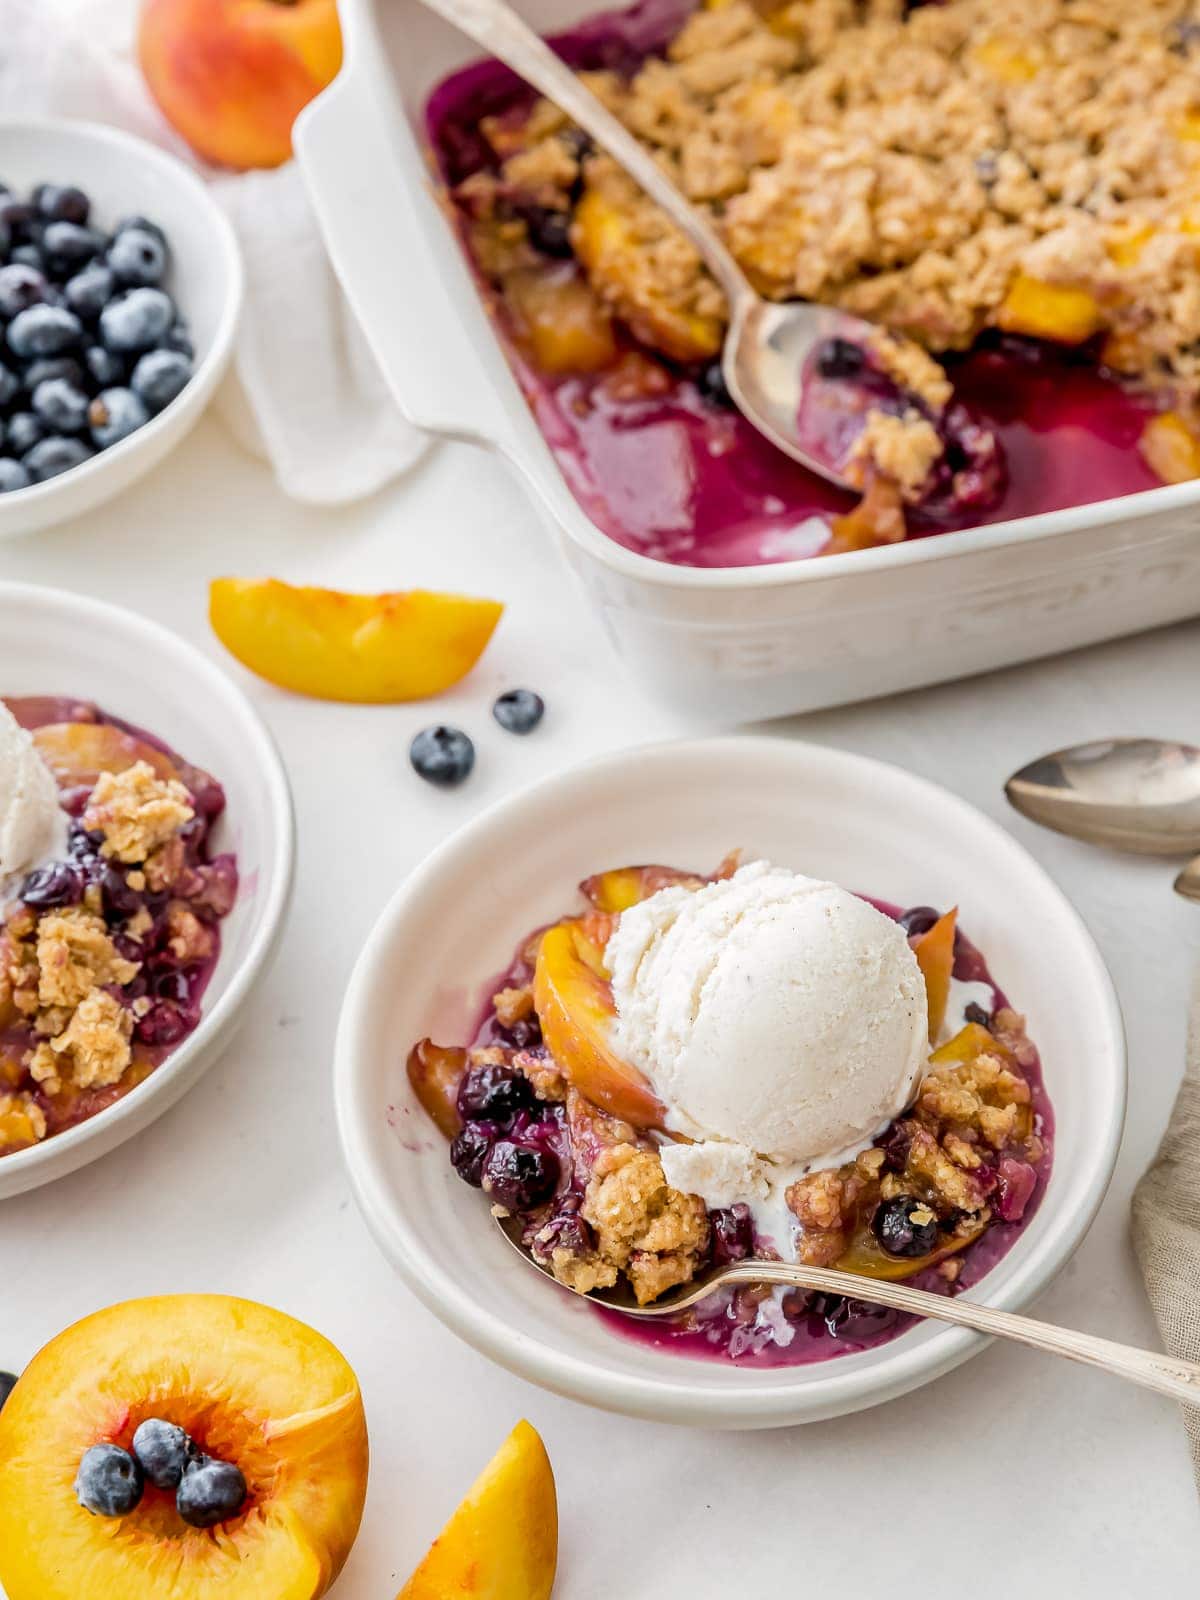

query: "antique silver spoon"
xmin=416 ymin=0 xmax=931 ymax=491
xmin=1005 ymin=738 xmax=1200 ymax=900
xmin=493 ymin=1212 xmax=1200 ymax=1407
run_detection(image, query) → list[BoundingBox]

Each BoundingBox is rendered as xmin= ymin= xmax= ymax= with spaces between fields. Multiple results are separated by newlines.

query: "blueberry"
xmin=532 ymin=1202 xmax=593 ymax=1260
xmin=114 ymin=214 xmax=167 ymax=250
xmin=68 ymin=824 xmax=104 ymax=860
xmin=99 ymin=864 xmax=142 ymax=919
xmin=84 ymin=344 xmax=126 ymax=388
xmin=134 ymin=1000 xmax=197 ymax=1047
xmin=131 ymin=348 xmax=192 ymax=412
xmin=521 ymin=205 xmax=573 ymax=257
xmin=99 ymin=288 xmax=173 ymax=353
xmin=7 ymin=303 xmax=82 ymax=358
xmin=491 ymin=689 xmax=544 ymax=735
xmin=176 ymin=1455 xmax=247 ymax=1528
xmin=23 ymin=355 xmax=84 ymax=391
xmin=410 ymin=725 xmax=474 ymax=787
xmin=0 ymin=197 xmax=36 ymax=241
xmin=815 ymin=337 xmax=866 ymax=380
xmin=74 ymin=1443 xmax=144 ymax=1517
xmin=131 ymin=1417 xmax=195 ymax=1490
xmin=33 ymin=184 xmax=91 ymax=225
xmin=0 ymin=262 xmax=48 ymax=319
xmin=163 ymin=320 xmax=194 ymax=358
xmin=107 ymin=226 xmax=167 ymax=287
xmin=19 ymin=862 xmax=83 ymax=907
xmin=22 ymin=435 xmax=93 ymax=481
xmin=457 ymin=1062 xmax=533 ymax=1122
xmin=5 ymin=412 xmax=43 ymax=456
xmin=0 ymin=458 xmax=30 ymax=492
xmin=0 ymin=362 xmax=18 ymax=406
xmin=824 ymin=1297 xmax=898 ymax=1342
xmin=964 ymin=1000 xmax=992 ymax=1027
xmin=0 ymin=1371 xmax=17 ymax=1410
xmin=480 ymin=1139 xmax=559 ymax=1209
xmin=872 ymin=1195 xmax=940 ymax=1258
xmin=449 ymin=1122 xmax=495 ymax=1187
xmin=696 ymin=360 xmax=733 ymax=407
xmin=709 ymin=1203 xmax=755 ymax=1266
xmin=33 ymin=377 xmax=89 ymax=434
xmin=65 ymin=263 xmax=115 ymax=320
xmin=89 ymin=386 xmax=148 ymax=448
xmin=8 ymin=243 xmax=44 ymax=271
xmin=40 ymin=221 xmax=104 ymax=278
xmin=898 ymin=905 xmax=941 ymax=937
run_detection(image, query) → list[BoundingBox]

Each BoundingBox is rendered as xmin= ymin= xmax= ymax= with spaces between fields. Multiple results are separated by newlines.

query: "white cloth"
xmin=0 ymin=0 xmax=427 ymax=502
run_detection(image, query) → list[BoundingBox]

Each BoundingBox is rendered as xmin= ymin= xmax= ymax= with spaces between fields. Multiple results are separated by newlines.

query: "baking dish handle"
xmin=295 ymin=64 xmax=525 ymax=455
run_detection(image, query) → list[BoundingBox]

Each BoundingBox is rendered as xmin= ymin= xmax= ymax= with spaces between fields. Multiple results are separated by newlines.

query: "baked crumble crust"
xmin=581 ymin=1143 xmax=710 ymax=1303
xmin=29 ymin=989 xmax=133 ymax=1094
xmin=35 ymin=907 xmax=140 ymax=1009
xmin=82 ymin=760 xmax=194 ymax=865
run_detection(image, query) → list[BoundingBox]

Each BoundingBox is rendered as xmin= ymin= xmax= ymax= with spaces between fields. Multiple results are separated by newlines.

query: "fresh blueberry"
xmin=0 ymin=1371 xmax=16 ymax=1410
xmin=89 ymin=386 xmax=148 ymax=448
xmin=709 ymin=1203 xmax=755 ymax=1266
xmin=22 ymin=435 xmax=93 ymax=481
xmin=5 ymin=412 xmax=43 ymax=456
xmin=696 ymin=360 xmax=733 ymax=407
xmin=449 ymin=1122 xmax=495 ymax=1187
xmin=64 ymin=263 xmax=116 ymax=320
xmin=8 ymin=243 xmax=44 ymax=270
xmin=480 ymin=1139 xmax=559 ymax=1209
xmin=107 ymin=226 xmax=167 ymax=287
xmin=74 ymin=1443 xmax=144 ymax=1518
xmin=0 ymin=362 xmax=17 ymax=406
xmin=815 ymin=336 xmax=866 ymax=380
xmin=491 ymin=689 xmax=544 ymax=735
xmin=114 ymin=214 xmax=167 ymax=249
xmin=0 ymin=459 xmax=30 ymax=492
xmin=131 ymin=348 xmax=192 ymax=412
xmin=457 ymin=1063 xmax=533 ymax=1123
xmin=872 ymin=1195 xmax=940 ymax=1258
xmin=163 ymin=320 xmax=194 ymax=359
xmin=131 ymin=1418 xmax=195 ymax=1491
xmin=0 ymin=262 xmax=48 ymax=319
xmin=23 ymin=355 xmax=84 ymax=391
xmin=898 ymin=905 xmax=941 ymax=937
xmin=0 ymin=197 xmax=36 ymax=241
xmin=176 ymin=1455 xmax=247 ymax=1528
xmin=99 ymin=288 xmax=173 ymax=353
xmin=84 ymin=343 xmax=126 ymax=388
xmin=7 ymin=303 xmax=82 ymax=358
xmin=40 ymin=221 xmax=104 ymax=279
xmin=410 ymin=725 xmax=475 ymax=787
xmin=33 ymin=183 xmax=91 ymax=225
xmin=19 ymin=862 xmax=83 ymax=907
xmin=33 ymin=377 xmax=89 ymax=434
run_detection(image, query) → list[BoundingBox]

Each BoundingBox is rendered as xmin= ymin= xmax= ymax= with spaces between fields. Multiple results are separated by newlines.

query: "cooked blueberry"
xmin=74 ymin=1443 xmax=143 ymax=1517
xmin=0 ymin=459 xmax=25 ymax=492
xmin=457 ymin=1062 xmax=533 ymax=1122
xmin=23 ymin=355 xmax=84 ymax=391
xmin=99 ymin=864 xmax=142 ymax=919
xmin=449 ymin=1122 xmax=495 ymax=1186
xmin=696 ymin=360 xmax=733 ymax=406
xmin=533 ymin=1201 xmax=593 ymax=1259
xmin=154 ymin=969 xmax=193 ymax=1004
xmin=19 ymin=862 xmax=82 ymax=907
xmin=7 ymin=303 xmax=82 ymax=358
xmin=521 ymin=205 xmax=573 ymax=257
xmin=815 ymin=337 xmax=866 ymax=380
xmin=33 ymin=184 xmax=90 ymax=225
xmin=107 ymin=225 xmax=167 ymax=287
xmin=964 ymin=1000 xmax=992 ymax=1026
xmin=710 ymin=1203 xmax=755 ymax=1266
xmin=872 ymin=1194 xmax=940 ymax=1257
xmin=131 ymin=1418 xmax=194 ymax=1490
xmin=68 ymin=824 xmax=104 ymax=860
xmin=99 ymin=288 xmax=173 ymax=353
xmin=176 ymin=1455 xmax=246 ymax=1528
xmin=65 ymin=263 xmax=115 ymax=320
xmin=134 ymin=1000 xmax=196 ymax=1047
xmin=480 ymin=1140 xmax=559 ymax=1209
xmin=492 ymin=689 xmax=544 ymax=735
xmin=0 ymin=262 xmax=48 ymax=319
xmin=497 ymin=1013 xmax=542 ymax=1050
xmin=131 ymin=348 xmax=192 ymax=412
xmin=898 ymin=905 xmax=941 ymax=937
xmin=0 ymin=1371 xmax=16 ymax=1410
xmin=40 ymin=221 xmax=104 ymax=278
xmin=410 ymin=725 xmax=475 ymax=787
xmin=824 ymin=1297 xmax=898 ymax=1341
xmin=0 ymin=362 xmax=17 ymax=406
xmin=5 ymin=412 xmax=42 ymax=456
xmin=33 ymin=377 xmax=89 ymax=433
xmin=84 ymin=344 xmax=125 ymax=388
xmin=89 ymin=386 xmax=148 ymax=448
xmin=22 ymin=435 xmax=93 ymax=480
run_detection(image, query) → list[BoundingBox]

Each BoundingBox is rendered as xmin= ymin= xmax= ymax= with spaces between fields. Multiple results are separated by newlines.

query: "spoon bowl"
xmin=1005 ymin=738 xmax=1200 ymax=856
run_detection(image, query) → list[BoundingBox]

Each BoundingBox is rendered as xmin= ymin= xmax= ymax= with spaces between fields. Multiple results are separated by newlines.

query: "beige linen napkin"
xmin=1131 ymin=982 xmax=1200 ymax=1483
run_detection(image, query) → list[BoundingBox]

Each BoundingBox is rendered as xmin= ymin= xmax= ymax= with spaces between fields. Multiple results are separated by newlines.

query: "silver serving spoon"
xmin=1005 ymin=738 xmax=1200 ymax=900
xmin=494 ymin=1212 xmax=1200 ymax=1407
xmin=417 ymin=0 xmax=927 ymax=490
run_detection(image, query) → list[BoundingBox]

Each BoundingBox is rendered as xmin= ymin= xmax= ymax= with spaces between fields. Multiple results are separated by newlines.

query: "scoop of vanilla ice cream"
xmin=606 ymin=861 xmax=928 ymax=1170
xmin=0 ymin=703 xmax=66 ymax=887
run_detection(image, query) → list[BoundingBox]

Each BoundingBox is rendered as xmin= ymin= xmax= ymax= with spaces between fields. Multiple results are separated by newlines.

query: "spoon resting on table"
xmin=494 ymin=1210 xmax=1200 ymax=1410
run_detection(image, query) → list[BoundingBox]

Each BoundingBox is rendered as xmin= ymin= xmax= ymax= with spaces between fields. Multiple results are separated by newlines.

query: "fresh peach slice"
xmin=534 ymin=920 xmax=664 ymax=1130
xmin=911 ymin=909 xmax=957 ymax=1043
xmin=407 ymin=1039 xmax=467 ymax=1140
xmin=209 ymin=578 xmax=503 ymax=704
xmin=837 ymin=1215 xmax=987 ymax=1281
xmin=31 ymin=723 xmax=180 ymax=788
xmin=397 ymin=1420 xmax=556 ymax=1600
xmin=0 ymin=1295 xmax=368 ymax=1600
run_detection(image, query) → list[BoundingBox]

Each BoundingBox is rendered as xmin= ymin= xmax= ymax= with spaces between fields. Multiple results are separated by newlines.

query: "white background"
xmin=3 ymin=412 xmax=1198 ymax=1593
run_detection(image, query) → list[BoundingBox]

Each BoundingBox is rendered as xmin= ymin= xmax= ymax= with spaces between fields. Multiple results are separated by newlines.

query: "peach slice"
xmin=31 ymin=722 xmax=180 ymax=788
xmin=534 ymin=920 xmax=664 ymax=1130
xmin=209 ymin=578 xmax=503 ymax=704
xmin=579 ymin=864 xmax=708 ymax=914
xmin=837 ymin=1215 xmax=987 ymax=1282
xmin=397 ymin=1420 xmax=556 ymax=1600
xmin=1138 ymin=411 xmax=1200 ymax=484
xmin=0 ymin=1295 xmax=368 ymax=1600
xmin=995 ymin=274 xmax=1104 ymax=344
xmin=503 ymin=265 xmax=617 ymax=376
xmin=911 ymin=909 xmax=957 ymax=1043
xmin=407 ymin=1039 xmax=467 ymax=1140
xmin=928 ymin=1021 xmax=1011 ymax=1068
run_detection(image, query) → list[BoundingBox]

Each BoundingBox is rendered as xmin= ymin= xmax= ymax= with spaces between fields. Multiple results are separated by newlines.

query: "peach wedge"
xmin=209 ymin=578 xmax=503 ymax=703
xmin=397 ymin=1420 xmax=557 ymax=1600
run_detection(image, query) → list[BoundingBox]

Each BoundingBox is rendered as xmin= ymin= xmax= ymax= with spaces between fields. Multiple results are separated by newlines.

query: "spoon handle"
xmin=722 ymin=1261 xmax=1200 ymax=1410
xmin=414 ymin=0 xmax=754 ymax=304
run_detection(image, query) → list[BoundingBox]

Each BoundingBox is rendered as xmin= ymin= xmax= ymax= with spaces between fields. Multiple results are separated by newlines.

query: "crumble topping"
xmin=35 ymin=907 xmax=139 ymax=1009
xmin=846 ymin=410 xmax=945 ymax=499
xmin=28 ymin=990 xmax=133 ymax=1094
xmin=82 ymin=760 xmax=194 ymax=864
xmin=582 ymin=1143 xmax=710 ymax=1304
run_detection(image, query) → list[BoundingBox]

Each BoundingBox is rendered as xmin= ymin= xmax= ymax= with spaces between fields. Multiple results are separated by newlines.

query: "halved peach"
xmin=31 ymin=723 xmax=180 ymax=788
xmin=0 ymin=1295 xmax=368 ymax=1600
xmin=209 ymin=578 xmax=503 ymax=703
xmin=534 ymin=920 xmax=664 ymax=1129
xmin=407 ymin=1039 xmax=467 ymax=1140
xmin=397 ymin=1420 xmax=556 ymax=1600
xmin=994 ymin=273 xmax=1104 ymax=343
xmin=911 ymin=909 xmax=957 ymax=1043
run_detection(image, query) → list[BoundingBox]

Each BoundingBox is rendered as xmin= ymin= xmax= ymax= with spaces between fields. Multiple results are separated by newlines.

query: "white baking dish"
xmin=296 ymin=0 xmax=1200 ymax=721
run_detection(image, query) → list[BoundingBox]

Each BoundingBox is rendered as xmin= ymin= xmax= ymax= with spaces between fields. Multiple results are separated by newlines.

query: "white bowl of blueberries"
xmin=0 ymin=118 xmax=243 ymax=537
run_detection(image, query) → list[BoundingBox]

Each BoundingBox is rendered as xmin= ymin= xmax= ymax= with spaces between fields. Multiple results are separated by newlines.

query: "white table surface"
xmin=3 ymin=412 xmax=1198 ymax=1595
